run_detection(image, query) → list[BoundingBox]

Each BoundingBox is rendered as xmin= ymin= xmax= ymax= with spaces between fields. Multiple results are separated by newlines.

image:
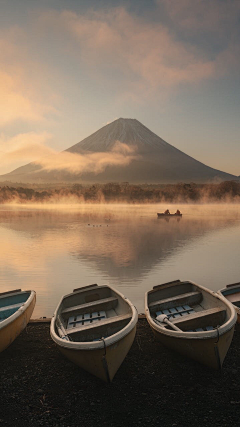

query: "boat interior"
xmin=148 ymin=280 xmax=230 ymax=332
xmin=0 ymin=290 xmax=30 ymax=322
xmin=57 ymin=285 xmax=133 ymax=342
xmin=222 ymin=283 xmax=240 ymax=307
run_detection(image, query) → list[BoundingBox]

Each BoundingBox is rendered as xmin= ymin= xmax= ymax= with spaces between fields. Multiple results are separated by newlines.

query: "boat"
xmin=157 ymin=213 xmax=182 ymax=218
xmin=145 ymin=279 xmax=237 ymax=369
xmin=50 ymin=284 xmax=138 ymax=382
xmin=0 ymin=289 xmax=36 ymax=353
xmin=218 ymin=282 xmax=240 ymax=323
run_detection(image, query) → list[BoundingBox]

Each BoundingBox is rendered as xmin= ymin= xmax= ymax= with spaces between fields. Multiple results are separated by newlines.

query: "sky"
xmin=0 ymin=0 xmax=239 ymax=176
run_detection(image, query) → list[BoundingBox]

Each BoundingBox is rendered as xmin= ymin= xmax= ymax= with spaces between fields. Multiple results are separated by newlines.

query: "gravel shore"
xmin=0 ymin=319 xmax=240 ymax=427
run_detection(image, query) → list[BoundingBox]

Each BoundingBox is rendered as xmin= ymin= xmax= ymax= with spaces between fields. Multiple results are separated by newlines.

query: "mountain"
xmin=0 ymin=118 xmax=237 ymax=184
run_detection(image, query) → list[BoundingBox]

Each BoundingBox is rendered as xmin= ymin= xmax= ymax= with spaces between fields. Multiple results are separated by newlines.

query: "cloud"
xmin=0 ymin=133 xmax=139 ymax=176
xmin=1 ymin=4 xmax=239 ymax=121
xmin=38 ymin=7 xmax=217 ymax=90
xmin=0 ymin=132 xmax=53 ymax=174
xmin=35 ymin=141 xmax=139 ymax=175
xmin=0 ymin=70 xmax=52 ymax=125
xmin=0 ymin=30 xmax=57 ymax=126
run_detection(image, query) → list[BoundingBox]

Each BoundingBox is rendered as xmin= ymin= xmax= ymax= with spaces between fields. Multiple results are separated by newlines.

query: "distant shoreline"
xmin=0 ymin=181 xmax=240 ymax=204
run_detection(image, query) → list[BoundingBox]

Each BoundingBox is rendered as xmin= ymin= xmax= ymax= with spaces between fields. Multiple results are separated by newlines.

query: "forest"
xmin=0 ymin=180 xmax=240 ymax=204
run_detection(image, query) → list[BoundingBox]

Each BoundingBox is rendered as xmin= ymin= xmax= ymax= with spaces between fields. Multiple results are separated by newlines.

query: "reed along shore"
xmin=0 ymin=319 xmax=240 ymax=427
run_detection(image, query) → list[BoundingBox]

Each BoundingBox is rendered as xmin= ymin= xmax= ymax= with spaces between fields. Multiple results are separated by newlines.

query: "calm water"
xmin=0 ymin=203 xmax=239 ymax=318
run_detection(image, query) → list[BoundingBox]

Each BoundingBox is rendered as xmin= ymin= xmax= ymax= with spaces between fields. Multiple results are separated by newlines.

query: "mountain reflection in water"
xmin=0 ymin=204 xmax=239 ymax=317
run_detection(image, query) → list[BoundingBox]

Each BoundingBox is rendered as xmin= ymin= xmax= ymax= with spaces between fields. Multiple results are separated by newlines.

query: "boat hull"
xmin=57 ymin=325 xmax=136 ymax=382
xmin=0 ymin=293 xmax=36 ymax=353
xmin=236 ymin=312 xmax=240 ymax=324
xmin=145 ymin=280 xmax=237 ymax=370
xmin=218 ymin=287 xmax=240 ymax=324
xmin=157 ymin=213 xmax=182 ymax=217
xmin=150 ymin=323 xmax=234 ymax=369
xmin=51 ymin=284 xmax=138 ymax=382
xmin=225 ymin=297 xmax=240 ymax=324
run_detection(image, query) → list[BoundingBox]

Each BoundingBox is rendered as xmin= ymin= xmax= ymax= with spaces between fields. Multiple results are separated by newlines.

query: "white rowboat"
xmin=145 ymin=280 xmax=236 ymax=369
xmin=50 ymin=284 xmax=138 ymax=382
xmin=218 ymin=282 xmax=240 ymax=323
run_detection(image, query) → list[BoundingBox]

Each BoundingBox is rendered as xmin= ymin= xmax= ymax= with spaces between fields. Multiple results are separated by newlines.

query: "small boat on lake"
xmin=50 ymin=284 xmax=138 ymax=382
xmin=218 ymin=282 xmax=240 ymax=323
xmin=157 ymin=213 xmax=182 ymax=218
xmin=145 ymin=279 xmax=236 ymax=369
xmin=0 ymin=289 xmax=36 ymax=352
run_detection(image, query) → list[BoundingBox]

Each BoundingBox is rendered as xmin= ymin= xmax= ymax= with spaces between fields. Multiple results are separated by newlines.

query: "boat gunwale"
xmin=50 ymin=285 xmax=138 ymax=350
xmin=217 ymin=288 xmax=240 ymax=316
xmin=218 ymin=284 xmax=240 ymax=295
xmin=145 ymin=280 xmax=237 ymax=340
xmin=0 ymin=290 xmax=36 ymax=331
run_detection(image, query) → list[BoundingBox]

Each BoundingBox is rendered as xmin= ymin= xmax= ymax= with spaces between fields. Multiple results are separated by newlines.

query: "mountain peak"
xmin=0 ymin=118 xmax=237 ymax=184
xmin=67 ymin=117 xmax=167 ymax=154
xmin=115 ymin=117 xmax=137 ymax=121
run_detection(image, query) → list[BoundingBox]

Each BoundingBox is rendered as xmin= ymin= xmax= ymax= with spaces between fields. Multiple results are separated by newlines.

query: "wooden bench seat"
xmin=156 ymin=305 xmax=194 ymax=319
xmin=67 ymin=312 xmax=132 ymax=337
xmin=0 ymin=302 xmax=23 ymax=313
xmin=67 ymin=311 xmax=106 ymax=329
xmin=171 ymin=307 xmax=226 ymax=330
xmin=149 ymin=291 xmax=202 ymax=312
xmin=61 ymin=297 xmax=118 ymax=317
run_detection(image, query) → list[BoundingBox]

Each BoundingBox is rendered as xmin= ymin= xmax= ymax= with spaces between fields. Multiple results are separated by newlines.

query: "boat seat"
xmin=171 ymin=307 xmax=226 ymax=330
xmin=67 ymin=312 xmax=132 ymax=337
xmin=234 ymin=301 xmax=240 ymax=308
xmin=0 ymin=302 xmax=23 ymax=313
xmin=149 ymin=291 xmax=202 ymax=313
xmin=61 ymin=297 xmax=118 ymax=317
xmin=232 ymin=299 xmax=240 ymax=307
xmin=156 ymin=305 xmax=194 ymax=320
xmin=67 ymin=311 xmax=106 ymax=330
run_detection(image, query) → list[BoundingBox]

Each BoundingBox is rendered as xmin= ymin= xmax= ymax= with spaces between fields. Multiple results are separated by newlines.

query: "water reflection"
xmin=0 ymin=204 xmax=239 ymax=316
xmin=73 ymin=216 xmax=237 ymax=279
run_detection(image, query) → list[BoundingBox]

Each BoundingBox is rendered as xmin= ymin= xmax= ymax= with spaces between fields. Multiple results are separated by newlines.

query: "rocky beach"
xmin=0 ymin=319 xmax=240 ymax=426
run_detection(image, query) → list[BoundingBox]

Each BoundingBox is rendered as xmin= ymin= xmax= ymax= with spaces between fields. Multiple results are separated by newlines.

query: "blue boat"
xmin=218 ymin=282 xmax=240 ymax=324
xmin=0 ymin=289 xmax=36 ymax=352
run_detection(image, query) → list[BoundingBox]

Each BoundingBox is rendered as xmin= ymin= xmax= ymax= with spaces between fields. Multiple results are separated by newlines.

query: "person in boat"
xmin=164 ymin=209 xmax=170 ymax=215
xmin=175 ymin=209 xmax=181 ymax=215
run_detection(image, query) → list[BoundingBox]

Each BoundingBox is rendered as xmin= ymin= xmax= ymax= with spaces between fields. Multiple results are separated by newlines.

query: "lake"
xmin=0 ymin=203 xmax=239 ymax=318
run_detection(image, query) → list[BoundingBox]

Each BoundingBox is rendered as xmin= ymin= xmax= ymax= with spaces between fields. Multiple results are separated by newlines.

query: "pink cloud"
xmin=38 ymin=7 xmax=217 ymax=89
xmin=0 ymin=132 xmax=139 ymax=176
xmin=0 ymin=30 xmax=57 ymax=125
xmin=35 ymin=141 xmax=139 ymax=175
xmin=0 ymin=132 xmax=53 ymax=174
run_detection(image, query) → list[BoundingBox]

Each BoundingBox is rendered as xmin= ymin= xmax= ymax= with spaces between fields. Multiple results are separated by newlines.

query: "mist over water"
xmin=0 ymin=203 xmax=239 ymax=317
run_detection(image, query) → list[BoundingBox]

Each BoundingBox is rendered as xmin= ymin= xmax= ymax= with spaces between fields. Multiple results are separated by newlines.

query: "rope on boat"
xmin=215 ymin=325 xmax=220 ymax=343
xmin=214 ymin=325 xmax=221 ymax=370
xmin=101 ymin=337 xmax=111 ymax=383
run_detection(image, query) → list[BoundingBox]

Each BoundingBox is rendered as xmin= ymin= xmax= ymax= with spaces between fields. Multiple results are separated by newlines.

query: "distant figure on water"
xmin=164 ymin=209 xmax=170 ymax=215
xmin=175 ymin=209 xmax=181 ymax=215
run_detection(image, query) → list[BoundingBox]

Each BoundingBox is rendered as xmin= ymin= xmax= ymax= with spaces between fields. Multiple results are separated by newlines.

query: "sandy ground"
xmin=0 ymin=319 xmax=240 ymax=427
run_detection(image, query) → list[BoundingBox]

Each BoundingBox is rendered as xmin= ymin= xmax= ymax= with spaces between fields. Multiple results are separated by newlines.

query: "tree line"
xmin=0 ymin=181 xmax=240 ymax=204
